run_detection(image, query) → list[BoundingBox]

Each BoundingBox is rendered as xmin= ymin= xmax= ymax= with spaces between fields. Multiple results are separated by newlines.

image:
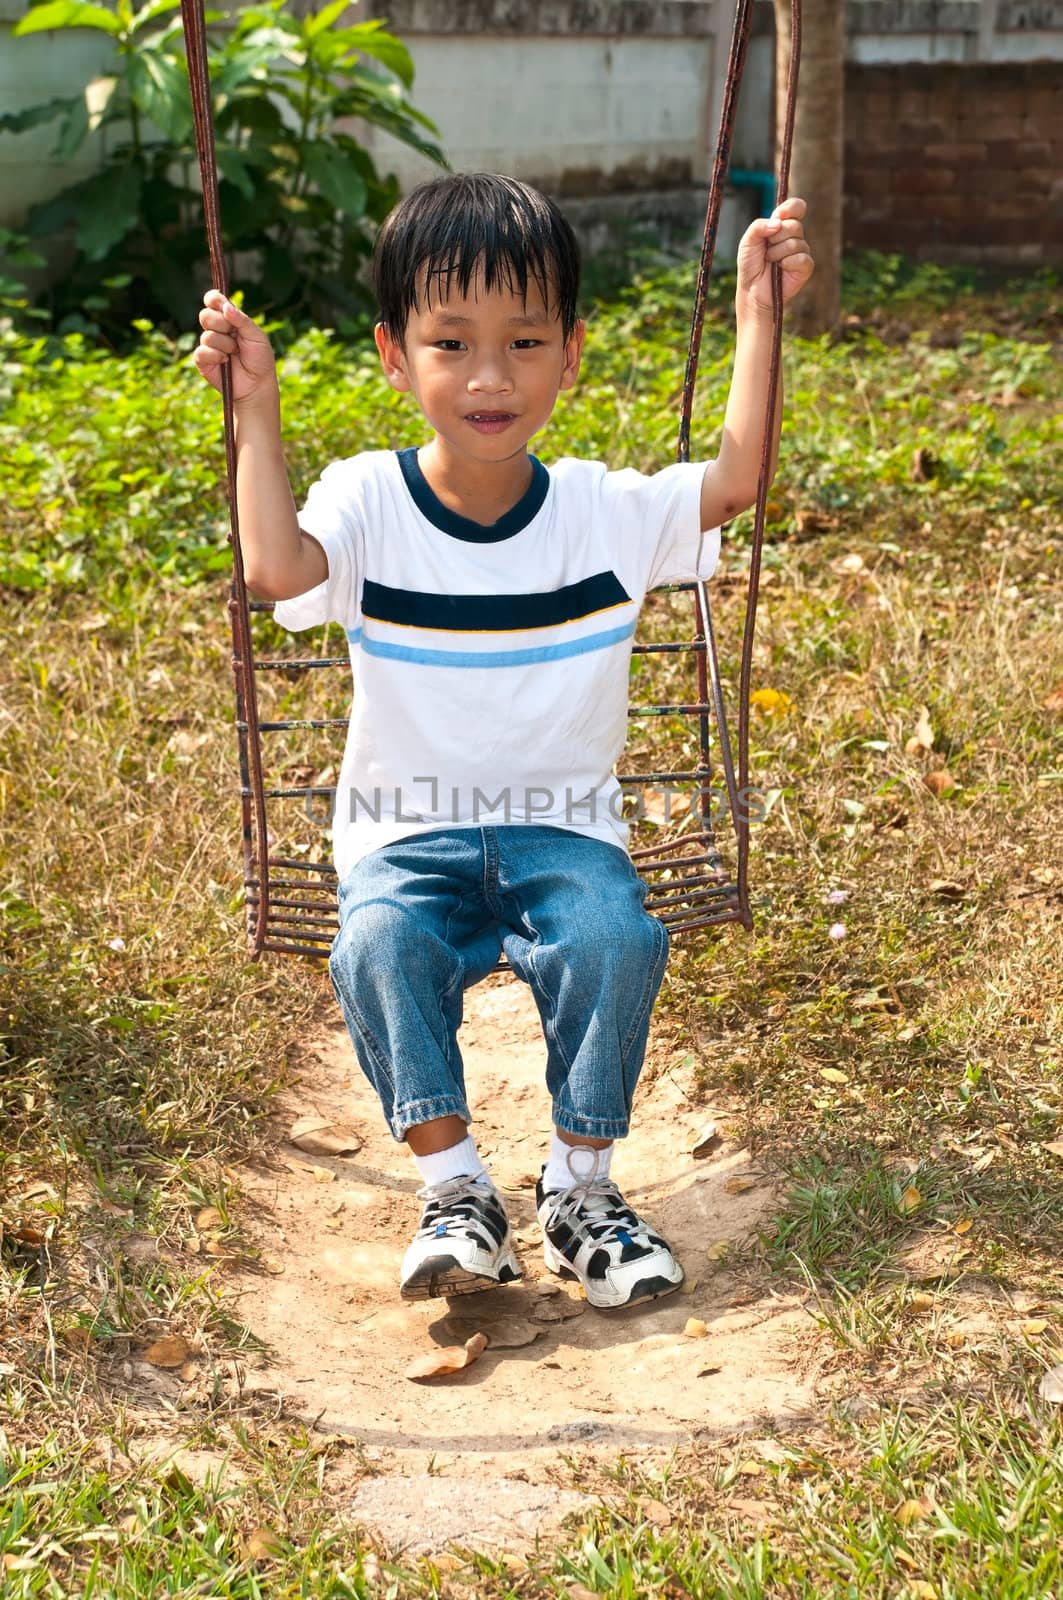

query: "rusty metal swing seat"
xmin=180 ymin=0 xmax=800 ymax=962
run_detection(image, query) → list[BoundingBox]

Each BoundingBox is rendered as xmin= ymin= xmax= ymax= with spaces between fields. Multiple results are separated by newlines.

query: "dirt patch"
xmin=217 ymin=975 xmax=825 ymax=1550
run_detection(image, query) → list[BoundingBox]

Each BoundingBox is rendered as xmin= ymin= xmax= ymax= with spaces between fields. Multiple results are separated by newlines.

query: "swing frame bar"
xmin=179 ymin=0 xmax=801 ymax=961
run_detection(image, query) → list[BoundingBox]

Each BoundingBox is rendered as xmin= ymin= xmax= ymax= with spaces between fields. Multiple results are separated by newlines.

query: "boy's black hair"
xmin=372 ymin=171 xmax=581 ymax=340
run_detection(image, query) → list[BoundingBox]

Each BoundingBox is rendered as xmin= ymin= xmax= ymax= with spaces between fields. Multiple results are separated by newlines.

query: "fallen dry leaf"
xmin=909 ymin=1582 xmax=938 ymax=1599
xmin=902 ymin=1236 xmax=973 ymax=1282
xmin=707 ymin=1240 xmax=729 ymax=1261
xmin=896 ymin=1497 xmax=933 ymax=1526
xmin=142 ymin=1335 xmax=192 ymax=1369
xmin=819 ymin=1067 xmax=849 ymax=1085
xmin=697 ymin=1363 xmax=722 ymax=1377
xmin=637 ymin=1497 xmax=673 ymax=1529
xmin=195 ymin=1206 xmax=224 ymax=1230
xmin=443 ymin=1316 xmax=540 ymax=1350
xmin=953 ymin=1218 xmax=974 ymax=1235
xmin=898 ymin=1185 xmax=923 ymax=1214
xmin=5 ymin=1224 xmax=45 ymax=1247
xmin=289 ymin=1115 xmax=362 ymax=1157
xmin=1041 ymin=683 xmax=1063 ymax=714
xmin=1039 ymin=1364 xmax=1063 ymax=1403
xmin=684 ymin=1318 xmax=709 ymax=1339
xmin=405 ymin=1332 xmax=488 ymax=1381
xmin=679 ymin=1275 xmax=700 ymax=1296
xmin=21 ymin=1181 xmax=56 ymax=1202
xmin=908 ymin=1292 xmax=936 ymax=1314
xmin=1042 ymin=1141 xmax=1063 ymax=1160
xmin=905 ymin=705 xmax=934 ymax=756
xmin=927 ymin=879 xmax=966 ymax=899
xmin=565 ymin=1586 xmax=600 ymax=1600
xmin=735 ymin=1459 xmax=763 ymax=1477
xmin=923 ymin=768 xmax=956 ymax=797
xmin=691 ymin=1121 xmax=722 ymax=1160
xmin=724 ymin=1176 xmax=758 ymax=1195
xmin=244 ymin=1526 xmax=285 ymax=1561
xmin=1022 ymin=1319 xmax=1049 ymax=1337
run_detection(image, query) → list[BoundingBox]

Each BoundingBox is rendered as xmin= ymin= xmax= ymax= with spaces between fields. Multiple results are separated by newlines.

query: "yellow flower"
xmin=750 ymin=688 xmax=794 ymax=716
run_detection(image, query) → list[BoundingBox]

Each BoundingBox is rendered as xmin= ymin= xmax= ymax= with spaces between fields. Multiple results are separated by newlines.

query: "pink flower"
xmin=827 ymin=889 xmax=848 ymax=905
xmin=828 ymin=923 xmax=847 ymax=941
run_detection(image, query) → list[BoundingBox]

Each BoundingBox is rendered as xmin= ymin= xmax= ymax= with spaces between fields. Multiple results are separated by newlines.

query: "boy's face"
xmin=374 ymin=269 xmax=585 ymax=464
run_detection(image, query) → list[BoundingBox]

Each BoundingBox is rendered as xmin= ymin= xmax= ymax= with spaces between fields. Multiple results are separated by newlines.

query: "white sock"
xmin=411 ymin=1134 xmax=488 ymax=1189
xmin=543 ymin=1132 xmax=613 ymax=1193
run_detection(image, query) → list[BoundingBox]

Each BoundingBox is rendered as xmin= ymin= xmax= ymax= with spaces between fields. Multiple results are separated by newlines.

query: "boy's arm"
xmin=698 ymin=198 xmax=814 ymax=532
xmin=194 ymin=291 xmax=328 ymax=601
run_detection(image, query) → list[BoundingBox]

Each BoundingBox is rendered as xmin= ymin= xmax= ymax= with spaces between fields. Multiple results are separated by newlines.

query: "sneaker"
xmin=536 ymin=1150 xmax=684 ymax=1310
xmin=400 ymin=1173 xmax=523 ymax=1301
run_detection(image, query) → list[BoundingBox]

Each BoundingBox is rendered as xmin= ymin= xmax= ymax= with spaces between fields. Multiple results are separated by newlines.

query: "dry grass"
xmin=1 ymin=274 xmax=1062 ymax=1594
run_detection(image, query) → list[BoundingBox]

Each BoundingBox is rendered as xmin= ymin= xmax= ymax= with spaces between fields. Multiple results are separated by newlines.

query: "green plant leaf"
xmin=53 ymin=93 xmax=91 ymax=159
xmin=75 ymin=163 xmax=143 ymax=260
xmin=14 ymin=1 xmax=122 ymax=36
xmin=126 ymin=49 xmax=192 ymax=143
xmin=0 ymin=96 xmax=82 ymax=135
xmin=334 ymin=21 xmax=414 ymax=88
xmin=128 ymin=0 xmax=182 ymax=33
xmin=303 ymin=0 xmax=349 ymax=38
xmin=300 ymin=140 xmax=368 ymax=219
xmin=215 ymin=143 xmax=255 ymax=201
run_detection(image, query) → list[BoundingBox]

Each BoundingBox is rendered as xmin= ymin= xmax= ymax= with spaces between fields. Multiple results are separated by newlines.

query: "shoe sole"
xmin=543 ymin=1238 xmax=684 ymax=1310
xmin=401 ymin=1247 xmax=523 ymax=1302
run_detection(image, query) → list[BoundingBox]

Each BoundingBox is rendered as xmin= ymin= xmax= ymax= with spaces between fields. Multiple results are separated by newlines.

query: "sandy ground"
xmin=203 ymin=973 xmax=828 ymax=1554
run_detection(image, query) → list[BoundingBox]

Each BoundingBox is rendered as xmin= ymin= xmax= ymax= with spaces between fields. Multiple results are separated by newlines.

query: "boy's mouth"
xmin=465 ymin=412 xmax=516 ymax=434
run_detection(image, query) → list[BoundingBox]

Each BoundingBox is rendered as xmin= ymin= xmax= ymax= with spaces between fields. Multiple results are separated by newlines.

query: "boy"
xmin=195 ymin=172 xmax=812 ymax=1312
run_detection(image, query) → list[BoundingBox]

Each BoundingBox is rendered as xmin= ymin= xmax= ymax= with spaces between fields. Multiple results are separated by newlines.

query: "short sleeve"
xmin=271 ymin=459 xmax=363 ymax=633
xmin=601 ymin=461 xmax=720 ymax=592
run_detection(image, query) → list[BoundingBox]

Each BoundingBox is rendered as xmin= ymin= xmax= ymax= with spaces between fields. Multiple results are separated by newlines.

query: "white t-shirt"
xmin=273 ymin=447 xmax=719 ymax=884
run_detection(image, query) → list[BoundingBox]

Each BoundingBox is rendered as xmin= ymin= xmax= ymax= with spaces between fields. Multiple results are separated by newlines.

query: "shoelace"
xmin=544 ymin=1148 xmax=646 ymax=1251
xmin=415 ymin=1173 xmax=496 ymax=1235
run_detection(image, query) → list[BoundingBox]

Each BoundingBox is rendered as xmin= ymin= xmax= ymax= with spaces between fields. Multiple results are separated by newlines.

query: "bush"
xmin=0 ymin=0 xmax=445 ymax=336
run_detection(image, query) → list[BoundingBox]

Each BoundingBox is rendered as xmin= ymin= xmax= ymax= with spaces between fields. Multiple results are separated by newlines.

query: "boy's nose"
xmin=468 ymin=362 xmax=512 ymax=395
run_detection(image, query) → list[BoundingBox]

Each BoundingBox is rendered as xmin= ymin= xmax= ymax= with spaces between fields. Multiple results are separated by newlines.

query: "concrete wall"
xmin=3 ymin=0 xmax=1063 ymax=266
xmin=849 ymin=0 xmax=1063 ymax=64
xmin=0 ymin=0 xmax=114 ymax=227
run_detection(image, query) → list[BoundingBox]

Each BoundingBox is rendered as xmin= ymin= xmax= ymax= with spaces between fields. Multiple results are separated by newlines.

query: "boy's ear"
xmin=374 ymin=321 xmax=412 ymax=393
xmin=558 ymin=317 xmax=586 ymax=393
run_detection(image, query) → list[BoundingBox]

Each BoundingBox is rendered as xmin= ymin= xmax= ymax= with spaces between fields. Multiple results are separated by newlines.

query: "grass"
xmin=2 ymin=253 xmax=1062 ymax=1594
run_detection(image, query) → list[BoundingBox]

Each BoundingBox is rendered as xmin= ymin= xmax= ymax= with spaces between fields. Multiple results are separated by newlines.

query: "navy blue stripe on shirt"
xmin=360 ymin=572 xmax=632 ymax=634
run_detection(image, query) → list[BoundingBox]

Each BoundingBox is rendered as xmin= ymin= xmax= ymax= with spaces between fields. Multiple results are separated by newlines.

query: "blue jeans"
xmin=328 ymin=826 xmax=669 ymax=1143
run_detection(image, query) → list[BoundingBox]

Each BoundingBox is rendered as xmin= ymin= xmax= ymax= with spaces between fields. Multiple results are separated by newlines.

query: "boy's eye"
xmin=434 ymin=339 xmax=465 ymax=352
xmin=512 ymin=339 xmax=541 ymax=350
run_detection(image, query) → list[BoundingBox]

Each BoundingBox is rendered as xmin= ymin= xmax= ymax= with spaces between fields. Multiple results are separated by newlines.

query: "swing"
xmin=179 ymin=0 xmax=801 ymax=962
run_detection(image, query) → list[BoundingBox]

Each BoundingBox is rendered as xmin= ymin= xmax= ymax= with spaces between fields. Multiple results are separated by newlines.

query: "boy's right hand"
xmin=194 ymin=290 xmax=278 ymax=407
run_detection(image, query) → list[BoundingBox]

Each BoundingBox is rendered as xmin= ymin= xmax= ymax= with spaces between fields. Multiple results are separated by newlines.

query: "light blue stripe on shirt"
xmin=358 ymin=619 xmax=637 ymax=669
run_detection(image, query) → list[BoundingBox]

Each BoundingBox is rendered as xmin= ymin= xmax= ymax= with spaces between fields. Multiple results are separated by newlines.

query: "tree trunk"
xmin=774 ymin=0 xmax=844 ymax=336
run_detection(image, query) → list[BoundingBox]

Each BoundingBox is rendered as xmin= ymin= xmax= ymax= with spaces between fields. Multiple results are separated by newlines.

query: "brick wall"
xmin=845 ymin=61 xmax=1063 ymax=266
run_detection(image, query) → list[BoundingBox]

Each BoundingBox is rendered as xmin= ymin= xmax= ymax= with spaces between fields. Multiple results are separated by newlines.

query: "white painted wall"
xmin=353 ymin=33 xmax=714 ymax=194
xmin=0 ymin=12 xmax=114 ymax=227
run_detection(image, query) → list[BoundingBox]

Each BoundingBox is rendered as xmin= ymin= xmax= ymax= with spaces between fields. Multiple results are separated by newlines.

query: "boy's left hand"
xmin=736 ymin=197 xmax=814 ymax=315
